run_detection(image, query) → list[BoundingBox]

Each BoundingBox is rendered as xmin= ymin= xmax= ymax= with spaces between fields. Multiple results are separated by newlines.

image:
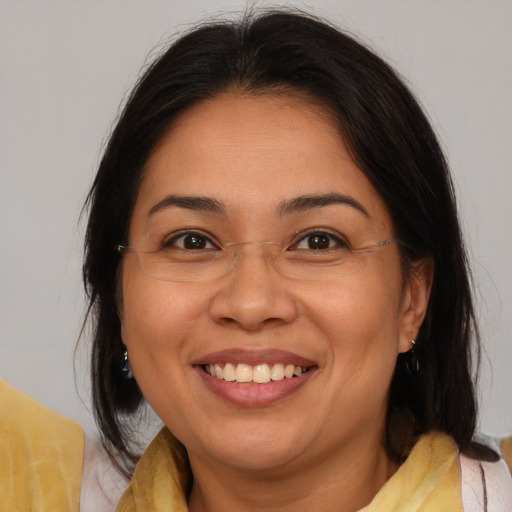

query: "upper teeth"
xmin=205 ymin=363 xmax=306 ymax=383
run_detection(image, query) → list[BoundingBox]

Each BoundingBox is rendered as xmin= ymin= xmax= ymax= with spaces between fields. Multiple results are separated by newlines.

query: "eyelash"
xmin=161 ymin=230 xmax=219 ymax=250
xmin=160 ymin=229 xmax=349 ymax=251
xmin=292 ymin=230 xmax=349 ymax=251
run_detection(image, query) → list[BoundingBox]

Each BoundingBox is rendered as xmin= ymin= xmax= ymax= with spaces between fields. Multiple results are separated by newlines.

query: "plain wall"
xmin=1 ymin=0 xmax=511 ymax=436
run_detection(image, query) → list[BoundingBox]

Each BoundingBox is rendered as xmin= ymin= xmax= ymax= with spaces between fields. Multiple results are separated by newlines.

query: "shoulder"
xmin=0 ymin=379 xmax=84 ymax=510
xmin=0 ymin=378 xmax=83 ymax=442
xmin=460 ymin=434 xmax=512 ymax=512
xmin=0 ymin=378 xmax=84 ymax=460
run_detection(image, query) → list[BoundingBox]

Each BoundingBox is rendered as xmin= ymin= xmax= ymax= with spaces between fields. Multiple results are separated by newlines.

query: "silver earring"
xmin=121 ymin=348 xmax=133 ymax=379
xmin=404 ymin=339 xmax=419 ymax=376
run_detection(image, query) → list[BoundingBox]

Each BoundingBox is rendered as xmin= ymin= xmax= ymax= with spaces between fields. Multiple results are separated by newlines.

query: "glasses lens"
xmin=134 ymin=240 xmax=391 ymax=282
xmin=138 ymin=247 xmax=229 ymax=281
xmin=278 ymin=248 xmax=366 ymax=280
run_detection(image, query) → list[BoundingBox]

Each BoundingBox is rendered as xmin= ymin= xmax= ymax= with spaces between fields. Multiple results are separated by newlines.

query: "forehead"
xmin=133 ymin=92 xmax=391 ymax=229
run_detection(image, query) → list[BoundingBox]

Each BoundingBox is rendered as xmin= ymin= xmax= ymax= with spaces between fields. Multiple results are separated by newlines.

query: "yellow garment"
xmin=0 ymin=379 xmax=84 ymax=512
xmin=117 ymin=429 xmax=463 ymax=512
xmin=360 ymin=431 xmax=462 ymax=511
xmin=501 ymin=437 xmax=512 ymax=474
xmin=117 ymin=428 xmax=189 ymax=512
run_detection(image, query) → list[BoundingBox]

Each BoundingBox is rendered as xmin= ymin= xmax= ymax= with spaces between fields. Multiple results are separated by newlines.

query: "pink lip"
xmin=191 ymin=348 xmax=316 ymax=367
xmin=191 ymin=348 xmax=318 ymax=407
xmin=195 ymin=366 xmax=317 ymax=407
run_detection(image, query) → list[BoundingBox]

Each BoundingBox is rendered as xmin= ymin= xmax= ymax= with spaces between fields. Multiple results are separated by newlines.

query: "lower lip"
xmin=195 ymin=366 xmax=316 ymax=407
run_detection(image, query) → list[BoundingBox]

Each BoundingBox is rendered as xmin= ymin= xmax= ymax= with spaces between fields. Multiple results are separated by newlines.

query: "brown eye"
xmin=307 ymin=233 xmax=331 ymax=250
xmin=183 ymin=234 xmax=208 ymax=249
xmin=162 ymin=231 xmax=216 ymax=250
xmin=293 ymin=231 xmax=348 ymax=251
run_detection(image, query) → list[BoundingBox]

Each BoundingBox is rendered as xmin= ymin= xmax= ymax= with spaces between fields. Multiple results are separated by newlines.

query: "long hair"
xmin=83 ymin=9 xmax=479 ymax=475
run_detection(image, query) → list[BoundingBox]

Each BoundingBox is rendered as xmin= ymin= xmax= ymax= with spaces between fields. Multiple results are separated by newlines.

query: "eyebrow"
xmin=278 ymin=193 xmax=369 ymax=217
xmin=148 ymin=192 xmax=368 ymax=218
xmin=148 ymin=195 xmax=226 ymax=216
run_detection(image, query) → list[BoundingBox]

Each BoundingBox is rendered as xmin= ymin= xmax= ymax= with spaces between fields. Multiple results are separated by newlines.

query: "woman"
xmin=82 ymin=10 xmax=512 ymax=511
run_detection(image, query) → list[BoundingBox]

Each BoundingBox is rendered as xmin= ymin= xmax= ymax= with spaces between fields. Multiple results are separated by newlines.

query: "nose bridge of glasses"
xmin=227 ymin=241 xmax=281 ymax=259
xmin=226 ymin=240 xmax=279 ymax=248
xmin=226 ymin=241 xmax=282 ymax=273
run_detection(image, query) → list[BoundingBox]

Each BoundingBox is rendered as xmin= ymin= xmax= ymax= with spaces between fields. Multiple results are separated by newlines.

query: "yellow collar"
xmin=360 ymin=431 xmax=462 ymax=511
xmin=117 ymin=429 xmax=462 ymax=512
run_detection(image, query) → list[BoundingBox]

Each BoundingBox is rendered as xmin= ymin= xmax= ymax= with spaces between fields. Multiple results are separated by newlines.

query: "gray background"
xmin=1 ymin=0 xmax=511 ymax=436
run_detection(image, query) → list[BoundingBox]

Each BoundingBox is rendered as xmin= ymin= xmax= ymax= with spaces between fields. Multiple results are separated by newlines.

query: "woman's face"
xmin=121 ymin=92 xmax=429 ymax=473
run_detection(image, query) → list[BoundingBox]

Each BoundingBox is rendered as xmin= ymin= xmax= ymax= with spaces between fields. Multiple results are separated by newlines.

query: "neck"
xmin=187 ymin=436 xmax=397 ymax=512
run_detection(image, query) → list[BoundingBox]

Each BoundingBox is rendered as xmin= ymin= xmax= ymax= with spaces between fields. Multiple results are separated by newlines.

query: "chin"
xmin=190 ymin=420 xmax=311 ymax=472
xmin=212 ymin=442 xmax=303 ymax=473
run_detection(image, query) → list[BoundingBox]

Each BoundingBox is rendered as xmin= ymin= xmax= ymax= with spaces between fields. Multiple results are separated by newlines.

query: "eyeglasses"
xmin=117 ymin=233 xmax=396 ymax=282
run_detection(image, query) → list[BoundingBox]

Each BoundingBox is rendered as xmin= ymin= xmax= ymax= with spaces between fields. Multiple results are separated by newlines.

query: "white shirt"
xmin=80 ymin=435 xmax=512 ymax=511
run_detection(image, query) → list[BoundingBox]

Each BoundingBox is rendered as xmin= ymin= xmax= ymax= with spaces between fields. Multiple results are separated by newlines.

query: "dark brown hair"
xmin=83 ymin=9 xmax=480 ymax=475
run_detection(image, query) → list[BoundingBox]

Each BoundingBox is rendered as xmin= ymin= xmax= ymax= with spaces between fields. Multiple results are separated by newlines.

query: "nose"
xmin=208 ymin=245 xmax=298 ymax=331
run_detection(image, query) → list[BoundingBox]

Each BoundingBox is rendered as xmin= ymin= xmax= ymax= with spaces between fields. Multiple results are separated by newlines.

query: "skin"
xmin=120 ymin=92 xmax=432 ymax=512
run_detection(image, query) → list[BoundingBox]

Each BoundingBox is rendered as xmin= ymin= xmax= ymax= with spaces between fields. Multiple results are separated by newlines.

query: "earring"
xmin=121 ymin=347 xmax=133 ymax=379
xmin=404 ymin=339 xmax=419 ymax=376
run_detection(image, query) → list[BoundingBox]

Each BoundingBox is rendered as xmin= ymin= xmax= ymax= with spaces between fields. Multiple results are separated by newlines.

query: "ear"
xmin=398 ymin=258 xmax=433 ymax=353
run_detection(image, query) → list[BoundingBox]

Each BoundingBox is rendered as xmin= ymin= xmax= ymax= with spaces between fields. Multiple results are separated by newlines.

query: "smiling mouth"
xmin=204 ymin=363 xmax=310 ymax=384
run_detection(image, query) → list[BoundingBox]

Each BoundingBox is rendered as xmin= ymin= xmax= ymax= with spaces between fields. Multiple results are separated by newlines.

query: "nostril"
xmin=208 ymin=261 xmax=298 ymax=330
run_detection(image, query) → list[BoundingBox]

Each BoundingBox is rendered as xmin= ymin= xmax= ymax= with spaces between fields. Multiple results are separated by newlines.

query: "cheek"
xmin=305 ymin=272 xmax=402 ymax=350
xmin=306 ymin=275 xmax=403 ymax=428
xmin=120 ymin=266 xmax=209 ymax=372
xmin=119 ymin=274 xmax=214 ymax=424
xmin=302 ymin=262 xmax=404 ymax=404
